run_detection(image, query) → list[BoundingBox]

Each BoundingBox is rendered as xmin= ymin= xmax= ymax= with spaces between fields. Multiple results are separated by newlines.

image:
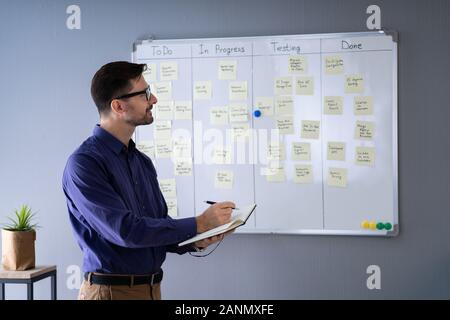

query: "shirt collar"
xmin=93 ymin=124 xmax=135 ymax=155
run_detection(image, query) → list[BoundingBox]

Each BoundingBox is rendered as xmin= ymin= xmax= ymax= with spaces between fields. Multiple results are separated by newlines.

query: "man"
xmin=62 ymin=61 xmax=234 ymax=300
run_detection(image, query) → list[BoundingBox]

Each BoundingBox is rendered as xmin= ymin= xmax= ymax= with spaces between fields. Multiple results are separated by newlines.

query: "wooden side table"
xmin=0 ymin=265 xmax=57 ymax=300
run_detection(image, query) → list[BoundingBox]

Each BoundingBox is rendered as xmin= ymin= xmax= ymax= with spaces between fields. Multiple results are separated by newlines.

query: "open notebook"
xmin=178 ymin=204 xmax=257 ymax=247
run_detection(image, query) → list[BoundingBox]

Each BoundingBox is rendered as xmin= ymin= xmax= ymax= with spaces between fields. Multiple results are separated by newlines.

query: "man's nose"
xmin=150 ymin=94 xmax=157 ymax=105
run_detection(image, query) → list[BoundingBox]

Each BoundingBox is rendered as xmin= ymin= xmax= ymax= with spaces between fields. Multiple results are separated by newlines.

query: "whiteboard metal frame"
xmin=132 ymin=30 xmax=399 ymax=237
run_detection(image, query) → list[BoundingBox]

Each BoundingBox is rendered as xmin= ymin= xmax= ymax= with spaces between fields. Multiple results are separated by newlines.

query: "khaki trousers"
xmin=78 ymin=279 xmax=162 ymax=300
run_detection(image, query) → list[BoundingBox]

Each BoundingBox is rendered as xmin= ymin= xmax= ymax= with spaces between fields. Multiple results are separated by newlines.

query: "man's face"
xmin=119 ymin=76 xmax=157 ymax=126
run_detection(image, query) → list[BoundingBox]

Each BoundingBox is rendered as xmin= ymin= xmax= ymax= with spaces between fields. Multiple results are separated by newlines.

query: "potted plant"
xmin=1 ymin=205 xmax=39 ymax=271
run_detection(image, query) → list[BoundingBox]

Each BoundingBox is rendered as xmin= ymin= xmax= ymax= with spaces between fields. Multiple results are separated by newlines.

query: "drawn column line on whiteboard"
xmin=319 ymin=38 xmax=326 ymax=230
xmin=190 ymin=43 xmax=197 ymax=218
xmin=251 ymin=41 xmax=257 ymax=228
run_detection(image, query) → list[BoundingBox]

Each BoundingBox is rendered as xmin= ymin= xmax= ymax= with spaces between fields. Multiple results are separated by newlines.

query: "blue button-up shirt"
xmin=62 ymin=124 xmax=197 ymax=275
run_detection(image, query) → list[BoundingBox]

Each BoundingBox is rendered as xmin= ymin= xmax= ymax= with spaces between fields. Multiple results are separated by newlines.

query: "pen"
xmin=204 ymin=201 xmax=238 ymax=210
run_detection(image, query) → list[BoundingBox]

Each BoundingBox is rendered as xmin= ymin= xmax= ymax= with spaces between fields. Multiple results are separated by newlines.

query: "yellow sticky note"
xmin=288 ymin=56 xmax=307 ymax=74
xmin=324 ymin=96 xmax=343 ymax=115
xmin=229 ymin=103 xmax=248 ymax=122
xmin=153 ymin=82 xmax=172 ymax=100
xmin=276 ymin=116 xmax=294 ymax=135
xmin=355 ymin=147 xmax=376 ymax=166
xmin=255 ymin=97 xmax=274 ymax=116
xmin=153 ymin=121 xmax=172 ymax=141
xmin=214 ymin=171 xmax=234 ymax=189
xmin=292 ymin=142 xmax=311 ymax=161
xmin=324 ymin=56 xmax=344 ymax=74
xmin=154 ymin=101 xmax=174 ymax=120
xmin=155 ymin=140 xmax=172 ymax=158
xmin=210 ymin=107 xmax=229 ymax=125
xmin=354 ymin=96 xmax=373 ymax=115
xmin=229 ymin=81 xmax=247 ymax=101
xmin=143 ymin=63 xmax=157 ymax=82
xmin=275 ymin=96 xmax=294 ymax=115
xmin=274 ymin=77 xmax=292 ymax=95
xmin=194 ymin=81 xmax=212 ymax=100
xmin=327 ymin=142 xmax=346 ymax=161
xmin=160 ymin=62 xmax=178 ymax=81
xmin=166 ymin=198 xmax=178 ymax=217
xmin=218 ymin=60 xmax=237 ymax=80
xmin=267 ymin=142 xmax=285 ymax=161
xmin=174 ymin=160 xmax=192 ymax=176
xmin=355 ymin=121 xmax=375 ymax=140
xmin=301 ymin=120 xmax=320 ymax=139
xmin=158 ymin=178 xmax=177 ymax=198
xmin=345 ymin=75 xmax=364 ymax=93
xmin=265 ymin=163 xmax=285 ymax=182
xmin=136 ymin=140 xmax=155 ymax=159
xmin=174 ymin=101 xmax=192 ymax=120
xmin=295 ymin=77 xmax=314 ymax=95
xmin=294 ymin=165 xmax=313 ymax=184
xmin=212 ymin=146 xmax=232 ymax=164
xmin=172 ymin=138 xmax=192 ymax=159
xmin=231 ymin=123 xmax=249 ymax=139
xmin=327 ymin=167 xmax=347 ymax=188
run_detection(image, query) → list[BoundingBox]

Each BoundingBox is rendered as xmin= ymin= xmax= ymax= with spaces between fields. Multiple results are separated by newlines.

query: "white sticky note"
xmin=212 ymin=146 xmax=232 ymax=164
xmin=296 ymin=77 xmax=314 ymax=95
xmin=355 ymin=146 xmax=376 ymax=166
xmin=136 ymin=140 xmax=155 ymax=159
xmin=174 ymin=160 xmax=192 ymax=176
xmin=229 ymin=103 xmax=248 ymax=122
xmin=264 ymin=163 xmax=285 ymax=182
xmin=172 ymin=138 xmax=192 ymax=159
xmin=292 ymin=142 xmax=311 ymax=161
xmin=288 ymin=56 xmax=307 ymax=74
xmin=324 ymin=56 xmax=344 ymax=74
xmin=345 ymin=75 xmax=364 ymax=93
xmin=231 ymin=123 xmax=249 ymax=139
xmin=194 ymin=81 xmax=212 ymax=100
xmin=166 ymin=198 xmax=178 ymax=217
xmin=327 ymin=142 xmax=346 ymax=161
xmin=210 ymin=106 xmax=229 ymax=125
xmin=155 ymin=140 xmax=172 ymax=158
xmin=274 ymin=77 xmax=292 ymax=95
xmin=218 ymin=60 xmax=237 ymax=80
xmin=327 ymin=167 xmax=347 ymax=188
xmin=174 ymin=101 xmax=192 ymax=120
xmin=355 ymin=121 xmax=375 ymax=140
xmin=276 ymin=116 xmax=294 ymax=135
xmin=229 ymin=81 xmax=247 ymax=101
xmin=354 ymin=96 xmax=373 ymax=115
xmin=153 ymin=81 xmax=172 ymax=100
xmin=154 ymin=101 xmax=174 ymax=120
xmin=143 ymin=63 xmax=157 ymax=82
xmin=214 ymin=171 xmax=234 ymax=189
xmin=301 ymin=120 xmax=320 ymax=139
xmin=255 ymin=97 xmax=274 ymax=116
xmin=160 ymin=62 xmax=178 ymax=81
xmin=275 ymin=96 xmax=294 ymax=115
xmin=153 ymin=121 xmax=172 ymax=141
xmin=267 ymin=142 xmax=285 ymax=161
xmin=294 ymin=165 xmax=313 ymax=184
xmin=158 ymin=178 xmax=177 ymax=198
xmin=324 ymin=96 xmax=343 ymax=115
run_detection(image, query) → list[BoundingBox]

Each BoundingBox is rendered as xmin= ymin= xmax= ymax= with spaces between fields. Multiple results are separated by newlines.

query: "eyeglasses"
xmin=113 ymin=86 xmax=151 ymax=101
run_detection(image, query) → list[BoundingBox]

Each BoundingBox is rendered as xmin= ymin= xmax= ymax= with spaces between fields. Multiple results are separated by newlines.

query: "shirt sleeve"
xmin=62 ymin=153 xmax=197 ymax=249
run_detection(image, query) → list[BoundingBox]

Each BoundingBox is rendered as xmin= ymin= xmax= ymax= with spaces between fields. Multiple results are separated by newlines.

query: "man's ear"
xmin=110 ymin=99 xmax=125 ymax=115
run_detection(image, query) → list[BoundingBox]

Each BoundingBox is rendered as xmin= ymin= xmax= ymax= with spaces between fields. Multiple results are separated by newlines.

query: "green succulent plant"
xmin=2 ymin=205 xmax=39 ymax=232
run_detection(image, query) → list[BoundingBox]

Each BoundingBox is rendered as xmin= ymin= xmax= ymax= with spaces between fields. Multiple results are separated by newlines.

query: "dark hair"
xmin=90 ymin=61 xmax=147 ymax=115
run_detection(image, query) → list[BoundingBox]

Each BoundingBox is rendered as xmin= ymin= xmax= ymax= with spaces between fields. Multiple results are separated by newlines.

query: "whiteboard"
xmin=132 ymin=31 xmax=398 ymax=236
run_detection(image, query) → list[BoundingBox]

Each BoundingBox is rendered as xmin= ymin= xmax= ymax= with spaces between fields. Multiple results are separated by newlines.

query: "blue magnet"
xmin=254 ymin=110 xmax=262 ymax=117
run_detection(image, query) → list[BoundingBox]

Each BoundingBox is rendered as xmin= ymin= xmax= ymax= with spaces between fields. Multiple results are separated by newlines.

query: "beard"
xmin=125 ymin=108 xmax=154 ymax=126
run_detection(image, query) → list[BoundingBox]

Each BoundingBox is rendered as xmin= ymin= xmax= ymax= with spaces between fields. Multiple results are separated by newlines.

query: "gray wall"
xmin=0 ymin=0 xmax=449 ymax=299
